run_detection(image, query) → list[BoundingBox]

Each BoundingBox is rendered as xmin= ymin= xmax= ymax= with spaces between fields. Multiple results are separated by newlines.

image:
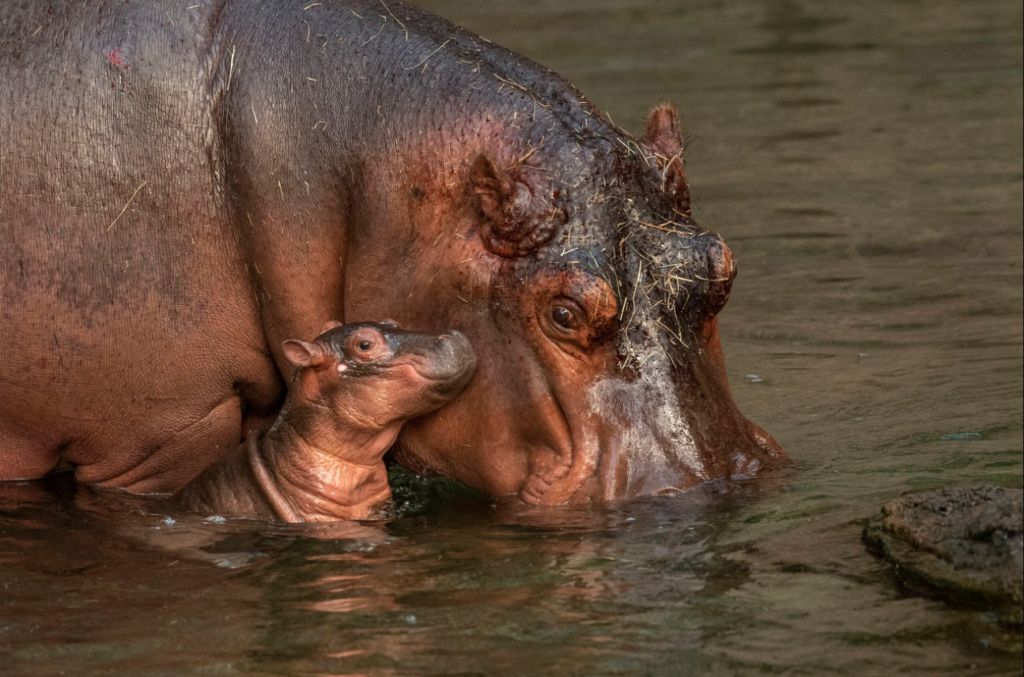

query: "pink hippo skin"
xmin=177 ymin=322 xmax=475 ymax=522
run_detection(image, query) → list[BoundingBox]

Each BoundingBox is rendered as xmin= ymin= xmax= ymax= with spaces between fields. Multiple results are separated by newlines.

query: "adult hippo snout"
xmin=536 ymin=235 xmax=782 ymax=504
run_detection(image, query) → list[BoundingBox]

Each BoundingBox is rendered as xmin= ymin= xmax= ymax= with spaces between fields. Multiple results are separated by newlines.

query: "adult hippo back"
xmin=0 ymin=0 xmax=784 ymax=504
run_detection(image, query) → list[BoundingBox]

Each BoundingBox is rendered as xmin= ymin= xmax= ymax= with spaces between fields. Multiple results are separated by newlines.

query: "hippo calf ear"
xmin=469 ymin=154 xmax=566 ymax=257
xmin=643 ymin=104 xmax=691 ymax=216
xmin=282 ymin=339 xmax=329 ymax=368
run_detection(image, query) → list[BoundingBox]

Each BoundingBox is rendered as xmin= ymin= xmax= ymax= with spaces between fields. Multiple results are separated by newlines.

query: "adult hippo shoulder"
xmin=0 ymin=0 xmax=784 ymax=504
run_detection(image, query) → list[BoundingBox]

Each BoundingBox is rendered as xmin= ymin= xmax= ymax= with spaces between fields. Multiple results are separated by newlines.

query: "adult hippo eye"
xmin=550 ymin=302 xmax=582 ymax=331
xmin=358 ymin=340 xmax=373 ymax=351
xmin=535 ymin=272 xmax=618 ymax=353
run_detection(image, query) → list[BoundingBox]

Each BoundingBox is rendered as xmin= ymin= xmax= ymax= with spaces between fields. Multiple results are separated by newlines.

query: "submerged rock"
xmin=863 ymin=486 xmax=1023 ymax=624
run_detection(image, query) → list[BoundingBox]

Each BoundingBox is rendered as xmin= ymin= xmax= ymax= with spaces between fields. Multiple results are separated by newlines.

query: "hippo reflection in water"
xmin=0 ymin=0 xmax=784 ymax=506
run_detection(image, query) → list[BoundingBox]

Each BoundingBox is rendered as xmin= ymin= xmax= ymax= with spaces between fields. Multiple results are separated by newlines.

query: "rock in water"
xmin=863 ymin=486 xmax=1023 ymax=624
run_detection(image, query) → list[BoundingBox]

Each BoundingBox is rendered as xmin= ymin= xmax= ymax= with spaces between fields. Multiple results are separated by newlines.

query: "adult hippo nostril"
xmin=709 ymin=239 xmax=737 ymax=284
xmin=705 ymin=238 xmax=737 ymax=317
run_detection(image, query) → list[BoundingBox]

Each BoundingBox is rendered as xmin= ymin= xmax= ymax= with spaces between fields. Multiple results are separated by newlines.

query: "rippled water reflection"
xmin=2 ymin=0 xmax=1021 ymax=674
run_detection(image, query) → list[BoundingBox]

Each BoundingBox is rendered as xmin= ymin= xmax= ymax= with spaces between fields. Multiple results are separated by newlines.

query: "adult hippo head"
xmin=335 ymin=16 xmax=785 ymax=504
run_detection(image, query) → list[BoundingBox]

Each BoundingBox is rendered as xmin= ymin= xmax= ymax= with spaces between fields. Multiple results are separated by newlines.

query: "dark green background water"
xmin=2 ymin=0 xmax=1022 ymax=674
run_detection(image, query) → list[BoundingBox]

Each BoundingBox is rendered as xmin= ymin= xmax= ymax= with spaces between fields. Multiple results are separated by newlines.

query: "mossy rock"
xmin=863 ymin=486 xmax=1023 ymax=625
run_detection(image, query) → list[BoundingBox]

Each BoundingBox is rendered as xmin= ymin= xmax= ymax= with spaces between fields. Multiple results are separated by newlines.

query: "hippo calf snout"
xmin=433 ymin=331 xmax=477 ymax=393
xmin=283 ymin=321 xmax=476 ymax=425
xmin=399 ymin=329 xmax=477 ymax=393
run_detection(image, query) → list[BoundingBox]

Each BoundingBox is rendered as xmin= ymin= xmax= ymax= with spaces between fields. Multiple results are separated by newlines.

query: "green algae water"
xmin=2 ymin=0 xmax=1021 ymax=674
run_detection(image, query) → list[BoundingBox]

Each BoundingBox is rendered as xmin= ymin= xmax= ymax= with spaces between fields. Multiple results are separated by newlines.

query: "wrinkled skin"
xmin=0 ymin=0 xmax=783 ymax=505
xmin=178 ymin=322 xmax=476 ymax=522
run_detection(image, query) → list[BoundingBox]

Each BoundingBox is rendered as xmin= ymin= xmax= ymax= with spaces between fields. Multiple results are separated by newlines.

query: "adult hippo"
xmin=0 ymin=0 xmax=784 ymax=505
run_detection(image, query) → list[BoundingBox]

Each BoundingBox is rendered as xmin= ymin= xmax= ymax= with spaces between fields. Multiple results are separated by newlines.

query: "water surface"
xmin=2 ymin=0 xmax=1022 ymax=674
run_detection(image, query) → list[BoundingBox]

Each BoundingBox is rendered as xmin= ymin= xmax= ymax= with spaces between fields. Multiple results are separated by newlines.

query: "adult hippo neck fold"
xmin=0 ymin=0 xmax=784 ymax=502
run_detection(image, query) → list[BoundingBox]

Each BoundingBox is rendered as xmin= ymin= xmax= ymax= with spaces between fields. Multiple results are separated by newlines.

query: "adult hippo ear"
xmin=643 ymin=104 xmax=691 ymax=217
xmin=470 ymin=154 xmax=567 ymax=257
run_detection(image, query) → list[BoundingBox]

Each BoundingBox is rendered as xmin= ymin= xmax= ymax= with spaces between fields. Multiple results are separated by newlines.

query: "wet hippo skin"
xmin=0 ymin=0 xmax=784 ymax=504
xmin=178 ymin=322 xmax=476 ymax=522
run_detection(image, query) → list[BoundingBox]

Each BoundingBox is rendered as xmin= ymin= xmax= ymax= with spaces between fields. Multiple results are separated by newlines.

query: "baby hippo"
xmin=177 ymin=321 xmax=476 ymax=522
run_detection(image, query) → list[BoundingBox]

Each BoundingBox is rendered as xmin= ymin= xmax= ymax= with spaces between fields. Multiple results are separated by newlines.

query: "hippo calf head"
xmin=344 ymin=99 xmax=784 ymax=505
xmin=282 ymin=321 xmax=477 ymax=432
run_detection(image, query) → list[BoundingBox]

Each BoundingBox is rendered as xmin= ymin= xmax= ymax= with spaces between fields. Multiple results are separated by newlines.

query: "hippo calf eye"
xmin=347 ymin=329 xmax=388 ymax=361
